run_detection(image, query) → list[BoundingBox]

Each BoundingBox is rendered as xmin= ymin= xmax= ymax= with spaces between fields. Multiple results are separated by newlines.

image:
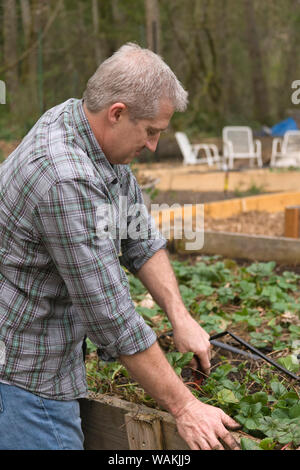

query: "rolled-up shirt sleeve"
xmin=119 ymin=174 xmax=167 ymax=274
xmin=32 ymin=178 xmax=157 ymax=362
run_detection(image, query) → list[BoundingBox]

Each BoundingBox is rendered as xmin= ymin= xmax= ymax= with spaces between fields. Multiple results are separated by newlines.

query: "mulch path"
xmin=152 ymin=189 xmax=242 ymax=205
xmin=204 ymin=210 xmax=285 ymax=237
xmin=152 ymin=190 xmax=285 ymax=238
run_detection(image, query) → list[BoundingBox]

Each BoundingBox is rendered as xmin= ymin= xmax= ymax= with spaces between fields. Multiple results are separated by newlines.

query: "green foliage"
xmin=200 ymin=361 xmax=300 ymax=448
xmin=85 ymin=337 xmax=98 ymax=354
xmin=86 ymin=256 xmax=300 ymax=449
xmin=277 ymin=355 xmax=300 ymax=374
xmin=127 ymin=275 xmax=147 ymax=299
xmin=166 ymin=259 xmax=300 ymax=350
xmin=240 ymin=438 xmax=262 ymax=450
xmin=2 ymin=0 xmax=300 ymax=144
xmin=166 ymin=351 xmax=194 ymax=376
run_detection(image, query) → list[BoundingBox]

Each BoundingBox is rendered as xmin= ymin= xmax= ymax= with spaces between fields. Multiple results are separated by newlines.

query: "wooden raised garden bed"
xmin=80 ymin=255 xmax=300 ymax=451
xmin=152 ymin=191 xmax=300 ymax=265
xmin=80 ymin=393 xmax=254 ymax=450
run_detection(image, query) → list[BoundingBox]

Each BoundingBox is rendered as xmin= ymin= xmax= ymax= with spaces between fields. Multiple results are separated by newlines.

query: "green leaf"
xmin=179 ymin=285 xmax=197 ymax=308
xmin=217 ymin=286 xmax=235 ymax=304
xmin=251 ymin=402 xmax=263 ymax=415
xmin=289 ymin=404 xmax=300 ymax=419
xmin=176 ymin=352 xmax=194 ymax=368
xmin=166 ymin=351 xmax=194 ymax=371
xmin=211 ymin=364 xmax=234 ymax=379
xmin=235 ymin=414 xmax=247 ymax=426
xmin=217 ymin=388 xmax=239 ymax=404
xmin=245 ymin=416 xmax=261 ymax=430
xmin=259 ymin=438 xmax=276 ymax=450
xmin=289 ymin=325 xmax=300 ymax=337
xmin=240 ymin=438 xmax=262 ymax=450
xmin=270 ymin=381 xmax=288 ymax=398
xmin=128 ymin=275 xmax=147 ymax=297
xmin=281 ymin=391 xmax=299 ymax=404
xmin=245 ymin=391 xmax=268 ymax=405
xmin=195 ymin=284 xmax=215 ymax=296
xmin=136 ymin=306 xmax=158 ymax=318
xmin=271 ymin=408 xmax=290 ymax=420
xmin=277 ymin=355 xmax=300 ymax=373
xmin=236 ymin=281 xmax=256 ymax=299
xmin=85 ymin=338 xmax=97 ymax=354
xmin=246 ymin=261 xmax=276 ymax=278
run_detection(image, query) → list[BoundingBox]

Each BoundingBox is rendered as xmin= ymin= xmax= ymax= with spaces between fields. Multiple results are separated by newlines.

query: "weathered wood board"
xmin=173 ymin=230 xmax=300 ymax=265
xmin=79 ymin=394 xmax=189 ymax=450
xmin=79 ymin=393 xmax=257 ymax=450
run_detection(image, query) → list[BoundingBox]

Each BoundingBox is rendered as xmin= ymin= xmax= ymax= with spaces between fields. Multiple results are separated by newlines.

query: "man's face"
xmin=105 ymin=100 xmax=174 ymax=164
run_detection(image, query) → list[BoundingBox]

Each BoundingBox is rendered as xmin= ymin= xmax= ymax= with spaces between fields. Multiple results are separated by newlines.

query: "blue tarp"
xmin=271 ymin=117 xmax=298 ymax=136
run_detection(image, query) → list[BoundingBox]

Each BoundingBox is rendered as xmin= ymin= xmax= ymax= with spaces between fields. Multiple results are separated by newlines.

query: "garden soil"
xmin=151 ymin=190 xmax=285 ymax=237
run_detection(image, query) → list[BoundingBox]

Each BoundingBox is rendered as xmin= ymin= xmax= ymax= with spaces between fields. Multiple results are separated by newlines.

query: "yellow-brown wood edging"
xmin=151 ymin=191 xmax=300 ymax=225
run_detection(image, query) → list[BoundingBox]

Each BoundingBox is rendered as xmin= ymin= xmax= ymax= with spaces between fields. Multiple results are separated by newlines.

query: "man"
xmin=0 ymin=43 xmax=240 ymax=450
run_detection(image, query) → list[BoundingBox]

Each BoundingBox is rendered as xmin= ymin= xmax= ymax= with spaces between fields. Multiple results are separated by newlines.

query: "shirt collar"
xmin=70 ymin=98 xmax=129 ymax=185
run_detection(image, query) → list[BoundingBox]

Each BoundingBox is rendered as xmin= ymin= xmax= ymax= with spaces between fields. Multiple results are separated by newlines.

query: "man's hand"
xmin=120 ymin=342 xmax=241 ymax=451
xmin=172 ymin=313 xmax=211 ymax=376
xmin=136 ymin=250 xmax=211 ymax=375
xmin=174 ymin=398 xmax=241 ymax=450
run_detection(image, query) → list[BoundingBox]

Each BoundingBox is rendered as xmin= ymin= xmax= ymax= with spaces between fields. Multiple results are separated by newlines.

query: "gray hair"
xmin=83 ymin=42 xmax=188 ymax=120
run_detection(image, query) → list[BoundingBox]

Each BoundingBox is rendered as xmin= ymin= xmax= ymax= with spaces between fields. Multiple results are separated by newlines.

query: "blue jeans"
xmin=0 ymin=382 xmax=84 ymax=450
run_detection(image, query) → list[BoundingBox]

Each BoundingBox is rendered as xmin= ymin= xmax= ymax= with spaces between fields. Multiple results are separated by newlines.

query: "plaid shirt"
xmin=0 ymin=98 xmax=166 ymax=400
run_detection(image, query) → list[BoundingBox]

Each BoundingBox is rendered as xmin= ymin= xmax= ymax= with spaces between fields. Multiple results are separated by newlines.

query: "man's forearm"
xmin=136 ymin=249 xmax=188 ymax=327
xmin=119 ymin=341 xmax=193 ymax=417
xmin=136 ymin=248 xmax=211 ymax=376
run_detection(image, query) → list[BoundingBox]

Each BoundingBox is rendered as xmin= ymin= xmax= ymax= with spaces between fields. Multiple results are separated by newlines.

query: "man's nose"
xmin=145 ymin=134 xmax=160 ymax=153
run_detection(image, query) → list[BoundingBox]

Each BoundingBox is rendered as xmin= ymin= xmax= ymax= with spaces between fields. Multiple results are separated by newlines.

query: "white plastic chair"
xmin=222 ymin=126 xmax=263 ymax=169
xmin=175 ymin=132 xmax=222 ymax=167
xmin=270 ymin=130 xmax=300 ymax=167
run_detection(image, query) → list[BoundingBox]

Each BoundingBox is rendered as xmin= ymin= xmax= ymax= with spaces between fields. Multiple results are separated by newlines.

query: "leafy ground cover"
xmin=85 ymin=256 xmax=300 ymax=450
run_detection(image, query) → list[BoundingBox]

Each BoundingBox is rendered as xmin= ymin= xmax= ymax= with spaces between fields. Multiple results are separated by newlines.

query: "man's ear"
xmin=108 ymin=102 xmax=127 ymax=124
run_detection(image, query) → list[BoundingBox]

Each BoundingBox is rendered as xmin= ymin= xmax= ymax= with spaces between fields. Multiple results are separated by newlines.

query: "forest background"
xmin=0 ymin=0 xmax=300 ymax=154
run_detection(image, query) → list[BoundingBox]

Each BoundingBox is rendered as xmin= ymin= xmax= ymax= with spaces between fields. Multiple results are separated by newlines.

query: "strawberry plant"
xmin=85 ymin=256 xmax=300 ymax=450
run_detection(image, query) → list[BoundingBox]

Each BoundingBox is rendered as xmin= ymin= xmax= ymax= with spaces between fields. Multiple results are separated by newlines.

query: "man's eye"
xmin=147 ymin=129 xmax=157 ymax=137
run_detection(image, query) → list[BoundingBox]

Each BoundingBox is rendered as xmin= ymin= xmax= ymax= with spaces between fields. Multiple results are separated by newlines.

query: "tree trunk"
xmin=110 ymin=0 xmax=127 ymax=51
xmin=59 ymin=0 xmax=77 ymax=98
xmin=277 ymin=0 xmax=300 ymax=118
xmin=20 ymin=0 xmax=32 ymax=46
xmin=20 ymin=0 xmax=33 ymax=85
xmin=3 ymin=0 xmax=19 ymax=111
xmin=145 ymin=0 xmax=161 ymax=53
xmin=243 ymin=0 xmax=270 ymax=123
xmin=92 ymin=0 xmax=102 ymax=65
xmin=217 ymin=0 xmax=239 ymax=118
xmin=32 ymin=0 xmax=49 ymax=113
